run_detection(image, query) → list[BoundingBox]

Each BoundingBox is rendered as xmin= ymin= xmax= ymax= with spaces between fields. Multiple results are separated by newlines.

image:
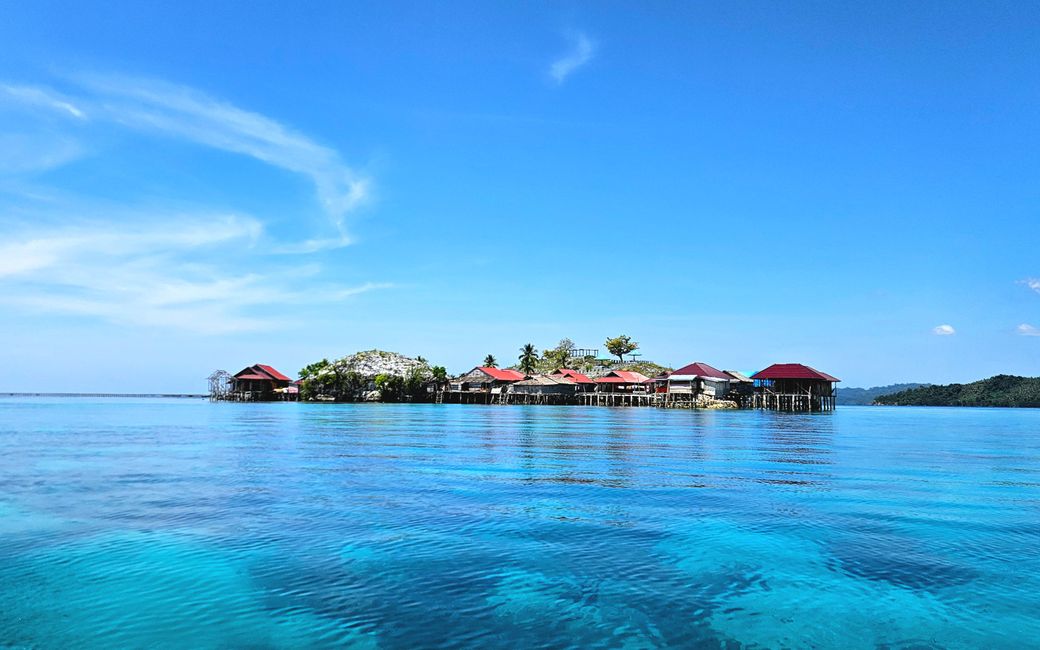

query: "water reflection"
xmin=0 ymin=399 xmax=1039 ymax=648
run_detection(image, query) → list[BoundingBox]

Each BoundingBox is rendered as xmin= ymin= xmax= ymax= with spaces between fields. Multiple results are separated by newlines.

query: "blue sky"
xmin=1 ymin=1 xmax=1038 ymax=392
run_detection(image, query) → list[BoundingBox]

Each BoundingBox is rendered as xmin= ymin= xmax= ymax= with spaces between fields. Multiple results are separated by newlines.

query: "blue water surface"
xmin=1 ymin=398 xmax=1039 ymax=648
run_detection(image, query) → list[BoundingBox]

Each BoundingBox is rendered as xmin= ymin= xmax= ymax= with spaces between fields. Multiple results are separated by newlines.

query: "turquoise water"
xmin=1 ymin=398 xmax=1039 ymax=648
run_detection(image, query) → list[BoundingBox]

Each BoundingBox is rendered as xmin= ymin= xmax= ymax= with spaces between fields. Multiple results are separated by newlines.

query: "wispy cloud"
xmin=1 ymin=83 xmax=87 ymax=119
xmin=0 ymin=215 xmax=390 ymax=334
xmin=2 ymin=75 xmax=370 ymax=246
xmin=549 ymin=32 xmax=596 ymax=85
xmin=1020 ymin=278 xmax=1040 ymax=294
xmin=0 ymin=73 xmax=389 ymax=333
xmin=1017 ymin=324 xmax=1040 ymax=337
xmin=0 ymin=133 xmax=83 ymax=174
xmin=933 ymin=324 xmax=956 ymax=336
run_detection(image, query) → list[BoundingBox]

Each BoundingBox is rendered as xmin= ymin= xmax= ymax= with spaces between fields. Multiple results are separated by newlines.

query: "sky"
xmin=0 ymin=1 xmax=1038 ymax=392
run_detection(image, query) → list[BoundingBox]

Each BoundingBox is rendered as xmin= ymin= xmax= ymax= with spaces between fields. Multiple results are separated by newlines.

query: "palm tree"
xmin=483 ymin=354 xmax=497 ymax=368
xmin=518 ymin=343 xmax=538 ymax=375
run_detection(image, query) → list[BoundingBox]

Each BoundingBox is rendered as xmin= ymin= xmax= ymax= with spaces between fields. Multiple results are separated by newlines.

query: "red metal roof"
xmin=595 ymin=370 xmax=650 ymax=384
xmin=234 ymin=364 xmax=291 ymax=382
xmin=670 ymin=362 xmax=731 ymax=380
xmin=751 ymin=364 xmax=840 ymax=382
xmin=550 ymin=369 xmax=595 ymax=384
xmin=256 ymin=365 xmax=292 ymax=381
xmin=478 ymin=367 xmax=527 ymax=381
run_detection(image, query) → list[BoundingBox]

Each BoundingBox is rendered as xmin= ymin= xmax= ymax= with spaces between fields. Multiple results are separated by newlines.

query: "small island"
xmin=210 ymin=337 xmax=842 ymax=412
xmin=874 ymin=375 xmax=1040 ymax=408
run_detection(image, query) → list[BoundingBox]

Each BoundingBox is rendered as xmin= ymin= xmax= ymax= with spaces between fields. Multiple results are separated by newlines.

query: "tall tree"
xmin=483 ymin=354 xmax=497 ymax=368
xmin=604 ymin=335 xmax=638 ymax=363
xmin=518 ymin=343 xmax=538 ymax=375
xmin=544 ymin=339 xmax=575 ymax=369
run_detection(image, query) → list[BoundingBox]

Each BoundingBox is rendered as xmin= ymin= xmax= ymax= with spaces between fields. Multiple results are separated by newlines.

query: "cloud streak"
xmin=1 ymin=83 xmax=87 ymax=119
xmin=0 ymin=216 xmax=390 ymax=334
xmin=1020 ymin=278 xmax=1040 ymax=294
xmin=933 ymin=324 xmax=956 ymax=336
xmin=549 ymin=32 xmax=596 ymax=85
xmin=3 ymin=75 xmax=370 ymax=246
xmin=1017 ymin=324 xmax=1040 ymax=337
xmin=0 ymin=73 xmax=389 ymax=333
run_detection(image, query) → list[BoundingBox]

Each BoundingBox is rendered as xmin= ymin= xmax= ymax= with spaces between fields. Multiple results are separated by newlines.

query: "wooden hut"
xmin=450 ymin=367 xmax=527 ymax=393
xmin=549 ymin=368 xmax=596 ymax=393
xmin=594 ymin=370 xmax=650 ymax=393
xmin=723 ymin=370 xmax=755 ymax=404
xmin=509 ymin=375 xmax=581 ymax=403
xmin=230 ymin=364 xmax=293 ymax=401
xmin=664 ymin=362 xmax=732 ymax=399
xmin=750 ymin=363 xmax=839 ymax=412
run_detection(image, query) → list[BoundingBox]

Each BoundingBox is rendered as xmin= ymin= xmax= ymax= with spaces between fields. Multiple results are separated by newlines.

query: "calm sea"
xmin=1 ymin=398 xmax=1038 ymax=649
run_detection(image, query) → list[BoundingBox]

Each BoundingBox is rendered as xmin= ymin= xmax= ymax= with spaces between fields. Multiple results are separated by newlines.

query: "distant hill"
xmin=874 ymin=375 xmax=1040 ymax=407
xmin=837 ymin=383 xmax=928 ymax=405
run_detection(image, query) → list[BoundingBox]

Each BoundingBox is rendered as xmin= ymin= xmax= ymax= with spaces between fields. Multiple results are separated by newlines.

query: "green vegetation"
xmin=298 ymin=358 xmax=330 ymax=380
xmin=498 ymin=334 xmax=670 ymax=378
xmin=604 ymin=335 xmax=638 ymax=363
xmin=483 ymin=354 xmax=497 ymax=368
xmin=518 ymin=343 xmax=538 ymax=375
xmin=837 ymin=383 xmax=928 ymax=406
xmin=616 ymin=360 xmax=671 ymax=379
xmin=541 ymin=339 xmax=575 ymax=370
xmin=874 ymin=375 xmax=1040 ymax=407
xmin=298 ymin=350 xmax=435 ymax=403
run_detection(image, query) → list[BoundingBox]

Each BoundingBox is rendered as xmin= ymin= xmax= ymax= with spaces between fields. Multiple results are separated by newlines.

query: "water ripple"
xmin=1 ymin=398 xmax=1039 ymax=648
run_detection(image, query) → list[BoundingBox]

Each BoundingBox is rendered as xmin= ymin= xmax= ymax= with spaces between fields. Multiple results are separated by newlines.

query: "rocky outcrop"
xmin=315 ymin=350 xmax=432 ymax=381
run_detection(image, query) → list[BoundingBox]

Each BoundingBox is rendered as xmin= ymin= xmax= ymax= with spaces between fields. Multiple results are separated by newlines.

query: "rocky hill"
xmin=315 ymin=349 xmax=433 ymax=380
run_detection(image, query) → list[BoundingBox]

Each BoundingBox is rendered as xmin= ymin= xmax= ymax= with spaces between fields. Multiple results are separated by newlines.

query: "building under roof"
xmin=550 ymin=368 xmax=596 ymax=385
xmin=595 ymin=370 xmax=650 ymax=392
xmin=450 ymin=367 xmax=527 ymax=392
xmin=511 ymin=374 xmax=582 ymax=395
xmin=752 ymin=364 xmax=840 ymax=383
xmin=662 ymin=361 xmax=731 ymax=398
xmin=231 ymin=364 xmax=294 ymax=400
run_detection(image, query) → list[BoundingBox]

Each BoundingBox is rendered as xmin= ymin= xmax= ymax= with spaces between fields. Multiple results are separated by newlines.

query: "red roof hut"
xmin=231 ymin=364 xmax=293 ymax=400
xmin=451 ymin=367 xmax=527 ymax=392
xmin=750 ymin=363 xmax=840 ymax=411
xmin=594 ymin=370 xmax=650 ymax=393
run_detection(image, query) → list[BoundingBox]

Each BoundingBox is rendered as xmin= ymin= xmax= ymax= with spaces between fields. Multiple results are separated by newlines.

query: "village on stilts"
xmin=208 ymin=338 xmax=839 ymax=412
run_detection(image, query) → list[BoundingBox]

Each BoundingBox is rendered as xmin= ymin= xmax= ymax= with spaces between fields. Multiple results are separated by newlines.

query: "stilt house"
xmin=594 ymin=370 xmax=651 ymax=393
xmin=231 ymin=364 xmax=293 ymax=401
xmin=450 ymin=367 xmax=527 ymax=393
xmin=549 ymin=369 xmax=596 ymax=392
xmin=750 ymin=363 xmax=840 ymax=411
xmin=664 ymin=362 xmax=732 ymax=399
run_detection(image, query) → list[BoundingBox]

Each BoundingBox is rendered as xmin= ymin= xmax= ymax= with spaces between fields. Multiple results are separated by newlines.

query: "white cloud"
xmin=0 ymin=133 xmax=83 ymax=174
xmin=549 ymin=32 xmax=596 ymax=85
xmin=1020 ymin=278 xmax=1040 ymax=294
xmin=0 ymin=216 xmax=390 ymax=334
xmin=1017 ymin=324 xmax=1040 ymax=337
xmin=1 ymin=83 xmax=87 ymax=119
xmin=2 ymin=75 xmax=370 ymax=246
xmin=933 ymin=324 xmax=956 ymax=336
xmin=0 ymin=73 xmax=390 ymax=334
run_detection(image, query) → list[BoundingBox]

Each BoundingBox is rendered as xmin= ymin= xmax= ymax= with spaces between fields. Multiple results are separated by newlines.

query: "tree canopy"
xmin=874 ymin=375 xmax=1040 ymax=407
xmin=542 ymin=339 xmax=575 ymax=369
xmin=518 ymin=343 xmax=538 ymax=375
xmin=604 ymin=335 xmax=638 ymax=363
xmin=483 ymin=354 xmax=497 ymax=368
